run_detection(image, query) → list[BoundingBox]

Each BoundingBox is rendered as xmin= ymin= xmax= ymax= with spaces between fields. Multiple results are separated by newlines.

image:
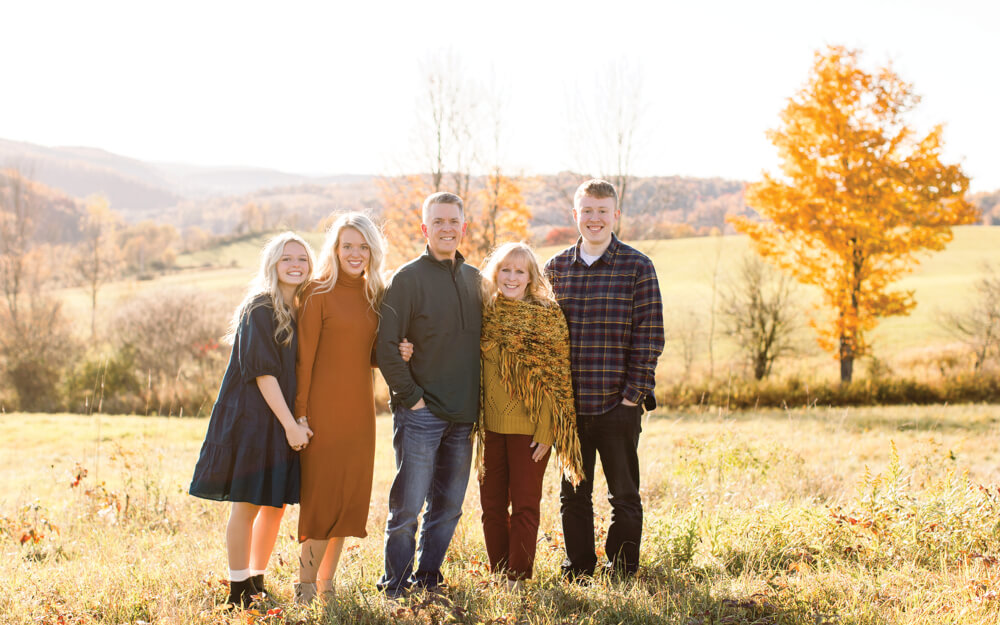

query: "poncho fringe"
xmin=477 ymin=296 xmax=584 ymax=486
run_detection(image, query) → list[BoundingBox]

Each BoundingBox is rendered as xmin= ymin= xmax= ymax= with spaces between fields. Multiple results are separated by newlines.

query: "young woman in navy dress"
xmin=189 ymin=232 xmax=316 ymax=607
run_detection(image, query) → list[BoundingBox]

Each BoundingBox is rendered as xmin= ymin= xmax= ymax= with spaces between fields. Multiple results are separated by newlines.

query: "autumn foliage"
xmin=466 ymin=168 xmax=531 ymax=263
xmin=729 ymin=46 xmax=977 ymax=382
xmin=377 ymin=174 xmax=433 ymax=268
xmin=379 ymin=171 xmax=531 ymax=269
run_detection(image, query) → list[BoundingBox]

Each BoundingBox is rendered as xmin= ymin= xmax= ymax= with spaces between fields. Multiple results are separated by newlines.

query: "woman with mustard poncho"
xmin=477 ymin=242 xmax=584 ymax=587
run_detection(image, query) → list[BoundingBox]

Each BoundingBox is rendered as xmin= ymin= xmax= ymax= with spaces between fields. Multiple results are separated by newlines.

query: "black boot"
xmin=227 ymin=579 xmax=254 ymax=608
xmin=250 ymin=574 xmax=268 ymax=598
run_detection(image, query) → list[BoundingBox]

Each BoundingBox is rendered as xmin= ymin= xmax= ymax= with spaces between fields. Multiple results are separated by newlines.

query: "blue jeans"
xmin=377 ymin=406 xmax=473 ymax=596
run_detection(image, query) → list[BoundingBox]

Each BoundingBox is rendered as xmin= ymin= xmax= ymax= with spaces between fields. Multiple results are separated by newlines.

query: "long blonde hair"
xmin=227 ymin=231 xmax=315 ymax=347
xmin=311 ymin=212 xmax=387 ymax=314
xmin=480 ymin=241 xmax=557 ymax=308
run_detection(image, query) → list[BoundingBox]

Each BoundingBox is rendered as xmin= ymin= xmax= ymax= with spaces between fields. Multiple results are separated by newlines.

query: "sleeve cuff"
xmin=533 ymin=431 xmax=555 ymax=447
xmin=623 ymin=387 xmax=644 ymax=405
xmin=245 ymin=368 xmax=281 ymax=385
xmin=400 ymin=389 xmax=424 ymax=410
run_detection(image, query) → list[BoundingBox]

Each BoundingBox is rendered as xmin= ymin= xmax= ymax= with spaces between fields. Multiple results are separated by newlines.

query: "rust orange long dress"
xmin=294 ymin=273 xmax=378 ymax=540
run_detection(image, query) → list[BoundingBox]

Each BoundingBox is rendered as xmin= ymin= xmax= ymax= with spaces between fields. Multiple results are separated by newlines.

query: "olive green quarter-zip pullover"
xmin=376 ymin=247 xmax=482 ymax=423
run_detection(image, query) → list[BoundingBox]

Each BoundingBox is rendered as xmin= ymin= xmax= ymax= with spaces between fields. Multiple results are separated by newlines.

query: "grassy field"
xmin=3 ymin=405 xmax=1000 ymax=624
xmin=41 ymin=223 xmax=1000 ymax=406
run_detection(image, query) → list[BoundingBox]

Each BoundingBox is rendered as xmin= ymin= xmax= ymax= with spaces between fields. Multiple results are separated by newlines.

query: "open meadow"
xmin=52 ymin=224 xmax=1000 ymax=395
xmin=12 ymin=226 xmax=1000 ymax=623
xmin=4 ymin=405 xmax=1000 ymax=624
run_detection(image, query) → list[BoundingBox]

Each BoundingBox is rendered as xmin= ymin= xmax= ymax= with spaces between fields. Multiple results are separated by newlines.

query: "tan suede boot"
xmin=294 ymin=581 xmax=317 ymax=605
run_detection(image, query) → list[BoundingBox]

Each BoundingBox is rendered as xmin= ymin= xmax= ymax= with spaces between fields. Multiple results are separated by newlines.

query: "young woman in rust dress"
xmin=292 ymin=212 xmax=395 ymax=602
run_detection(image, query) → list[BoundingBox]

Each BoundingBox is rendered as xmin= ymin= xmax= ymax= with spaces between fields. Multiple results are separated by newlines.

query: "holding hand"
xmin=529 ymin=440 xmax=550 ymax=463
xmin=285 ymin=419 xmax=314 ymax=451
xmin=397 ymin=338 xmax=422 ymax=410
xmin=398 ymin=337 xmax=414 ymax=362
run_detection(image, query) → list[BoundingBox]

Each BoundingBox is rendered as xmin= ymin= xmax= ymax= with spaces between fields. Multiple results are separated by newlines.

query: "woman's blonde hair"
xmin=227 ymin=231 xmax=315 ymax=347
xmin=480 ymin=241 xmax=557 ymax=308
xmin=311 ymin=212 xmax=387 ymax=314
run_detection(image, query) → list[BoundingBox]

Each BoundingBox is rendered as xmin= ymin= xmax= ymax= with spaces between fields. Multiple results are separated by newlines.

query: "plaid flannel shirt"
xmin=544 ymin=235 xmax=664 ymax=416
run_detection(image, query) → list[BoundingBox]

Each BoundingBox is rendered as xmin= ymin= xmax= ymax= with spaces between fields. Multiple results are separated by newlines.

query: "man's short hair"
xmin=422 ymin=192 xmax=464 ymax=223
xmin=573 ymin=179 xmax=618 ymax=209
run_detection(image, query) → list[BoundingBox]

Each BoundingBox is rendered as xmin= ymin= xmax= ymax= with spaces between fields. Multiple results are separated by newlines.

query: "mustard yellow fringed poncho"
xmin=478 ymin=296 xmax=585 ymax=486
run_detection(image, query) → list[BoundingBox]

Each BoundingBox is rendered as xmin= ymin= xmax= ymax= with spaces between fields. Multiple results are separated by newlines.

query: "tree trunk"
xmin=753 ymin=355 xmax=767 ymax=381
xmin=839 ymin=335 xmax=854 ymax=382
xmin=91 ymin=287 xmax=97 ymax=340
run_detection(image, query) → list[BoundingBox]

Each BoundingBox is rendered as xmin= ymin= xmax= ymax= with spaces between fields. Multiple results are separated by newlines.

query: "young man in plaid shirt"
xmin=544 ymin=178 xmax=664 ymax=580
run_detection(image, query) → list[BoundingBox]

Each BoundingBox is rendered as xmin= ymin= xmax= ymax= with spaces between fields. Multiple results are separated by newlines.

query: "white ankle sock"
xmin=251 ymin=569 xmax=265 ymax=577
xmin=229 ymin=568 xmax=252 ymax=582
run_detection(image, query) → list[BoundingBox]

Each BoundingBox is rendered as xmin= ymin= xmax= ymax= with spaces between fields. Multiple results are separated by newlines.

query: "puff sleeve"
xmin=237 ymin=301 xmax=282 ymax=383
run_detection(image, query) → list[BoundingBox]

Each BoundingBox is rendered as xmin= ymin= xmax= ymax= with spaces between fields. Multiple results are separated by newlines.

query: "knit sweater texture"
xmin=482 ymin=344 xmax=555 ymax=446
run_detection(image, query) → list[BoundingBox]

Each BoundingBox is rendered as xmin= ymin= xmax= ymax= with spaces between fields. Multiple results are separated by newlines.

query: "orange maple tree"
xmin=729 ymin=46 xmax=977 ymax=382
xmin=465 ymin=168 xmax=531 ymax=265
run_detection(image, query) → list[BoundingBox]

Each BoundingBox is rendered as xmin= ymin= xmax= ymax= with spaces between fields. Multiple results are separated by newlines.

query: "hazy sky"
xmin=3 ymin=0 xmax=998 ymax=190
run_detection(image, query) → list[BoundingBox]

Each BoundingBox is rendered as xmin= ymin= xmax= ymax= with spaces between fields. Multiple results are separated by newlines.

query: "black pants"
xmin=560 ymin=402 xmax=643 ymax=578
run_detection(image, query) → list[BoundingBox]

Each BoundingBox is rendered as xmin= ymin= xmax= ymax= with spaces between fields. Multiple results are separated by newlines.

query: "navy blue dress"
xmin=189 ymin=296 xmax=301 ymax=507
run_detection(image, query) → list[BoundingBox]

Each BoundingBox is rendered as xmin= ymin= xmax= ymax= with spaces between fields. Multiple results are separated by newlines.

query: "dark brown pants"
xmin=480 ymin=431 xmax=551 ymax=580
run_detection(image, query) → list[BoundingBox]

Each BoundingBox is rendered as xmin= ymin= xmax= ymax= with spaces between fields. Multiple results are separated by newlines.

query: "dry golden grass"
xmin=3 ymin=405 xmax=1000 ymax=623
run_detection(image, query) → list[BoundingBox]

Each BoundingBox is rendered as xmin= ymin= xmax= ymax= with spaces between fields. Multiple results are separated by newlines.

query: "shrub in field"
xmin=0 ymin=297 xmax=81 ymax=412
xmin=940 ymin=371 xmax=1000 ymax=403
xmin=111 ymin=288 xmax=230 ymax=416
xmin=0 ymin=501 xmax=59 ymax=548
xmin=827 ymin=442 xmax=1000 ymax=568
xmin=63 ymin=347 xmax=144 ymax=415
xmin=644 ymin=512 xmax=702 ymax=571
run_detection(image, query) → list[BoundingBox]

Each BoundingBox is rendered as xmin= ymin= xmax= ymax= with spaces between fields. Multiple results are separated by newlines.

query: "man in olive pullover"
xmin=375 ymin=192 xmax=481 ymax=597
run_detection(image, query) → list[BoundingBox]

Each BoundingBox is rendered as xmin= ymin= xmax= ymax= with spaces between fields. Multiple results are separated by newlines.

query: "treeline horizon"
xmin=4 ymin=165 xmax=1000 ymax=253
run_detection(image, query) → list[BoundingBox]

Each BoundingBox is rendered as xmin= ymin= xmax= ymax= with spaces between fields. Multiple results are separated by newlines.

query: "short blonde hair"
xmin=573 ymin=178 xmax=618 ymax=208
xmin=480 ymin=241 xmax=557 ymax=308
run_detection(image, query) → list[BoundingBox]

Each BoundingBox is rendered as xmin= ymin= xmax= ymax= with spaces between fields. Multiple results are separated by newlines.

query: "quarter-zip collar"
xmin=419 ymin=245 xmax=469 ymax=330
xmin=421 ymin=245 xmax=467 ymax=274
